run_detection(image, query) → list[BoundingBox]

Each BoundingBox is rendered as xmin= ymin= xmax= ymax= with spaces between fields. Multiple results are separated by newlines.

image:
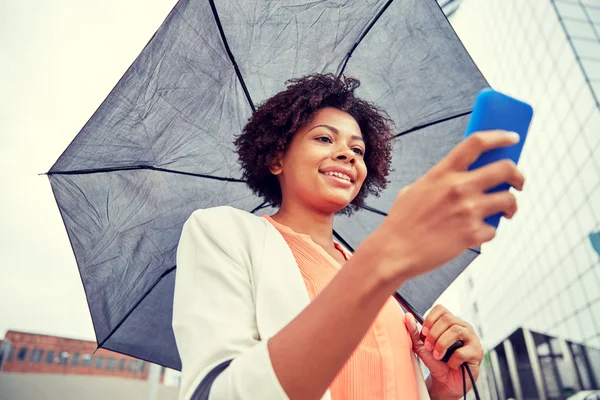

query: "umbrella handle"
xmin=441 ymin=340 xmax=464 ymax=362
xmin=393 ymin=293 xmax=464 ymax=363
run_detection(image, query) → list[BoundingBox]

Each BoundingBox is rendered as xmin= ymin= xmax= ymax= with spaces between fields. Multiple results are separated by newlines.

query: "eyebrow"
xmin=308 ymin=124 xmax=364 ymax=142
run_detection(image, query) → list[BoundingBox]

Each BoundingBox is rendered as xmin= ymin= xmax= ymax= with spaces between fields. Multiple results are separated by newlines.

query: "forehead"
xmin=309 ymin=108 xmax=362 ymax=136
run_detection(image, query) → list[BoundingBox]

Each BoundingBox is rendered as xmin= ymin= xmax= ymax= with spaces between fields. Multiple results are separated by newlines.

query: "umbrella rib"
xmin=97 ymin=266 xmax=177 ymax=350
xmin=393 ymin=292 xmax=425 ymax=323
xmin=46 ymin=165 xmax=247 ymax=183
xmin=439 ymin=0 xmax=460 ymax=9
xmin=333 ymin=230 xmax=355 ymax=253
xmin=394 ymin=110 xmax=473 ymax=139
xmin=337 ymin=0 xmax=397 ymax=78
xmin=362 ymin=205 xmax=481 ymax=255
xmin=208 ymin=0 xmax=256 ymax=113
xmin=363 ymin=204 xmax=388 ymax=216
xmin=249 ymin=201 xmax=269 ymax=214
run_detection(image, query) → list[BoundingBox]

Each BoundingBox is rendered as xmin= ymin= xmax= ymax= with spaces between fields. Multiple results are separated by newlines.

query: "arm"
xmin=173 ymin=208 xmax=408 ymax=400
xmin=267 ymin=234 xmax=406 ymax=400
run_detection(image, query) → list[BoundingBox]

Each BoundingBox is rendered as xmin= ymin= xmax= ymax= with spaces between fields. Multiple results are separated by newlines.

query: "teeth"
xmin=324 ymin=171 xmax=351 ymax=181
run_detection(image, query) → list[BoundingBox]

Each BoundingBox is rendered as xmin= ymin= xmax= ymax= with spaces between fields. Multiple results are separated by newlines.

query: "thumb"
xmin=404 ymin=313 xmax=423 ymax=346
xmin=404 ymin=313 xmax=439 ymax=367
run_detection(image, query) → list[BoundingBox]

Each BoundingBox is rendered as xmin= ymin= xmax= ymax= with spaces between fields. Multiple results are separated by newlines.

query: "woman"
xmin=173 ymin=74 xmax=524 ymax=400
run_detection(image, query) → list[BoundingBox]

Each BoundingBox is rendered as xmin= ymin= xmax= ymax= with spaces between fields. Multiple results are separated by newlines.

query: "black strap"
xmin=458 ymin=363 xmax=481 ymax=400
xmin=462 ymin=364 xmax=467 ymax=400
xmin=191 ymin=359 xmax=233 ymax=400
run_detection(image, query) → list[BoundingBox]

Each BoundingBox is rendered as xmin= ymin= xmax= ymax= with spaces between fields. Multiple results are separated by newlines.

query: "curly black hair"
xmin=235 ymin=73 xmax=394 ymax=215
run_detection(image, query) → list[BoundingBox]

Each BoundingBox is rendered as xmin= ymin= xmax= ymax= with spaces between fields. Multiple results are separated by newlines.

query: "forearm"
xmin=268 ymin=240 xmax=405 ymax=400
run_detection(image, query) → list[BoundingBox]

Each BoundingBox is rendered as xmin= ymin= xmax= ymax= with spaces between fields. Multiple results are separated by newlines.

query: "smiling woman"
xmin=171 ymin=73 xmax=519 ymax=400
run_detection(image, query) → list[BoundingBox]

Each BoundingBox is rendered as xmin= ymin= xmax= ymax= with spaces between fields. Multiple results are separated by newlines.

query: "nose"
xmin=334 ymin=148 xmax=356 ymax=165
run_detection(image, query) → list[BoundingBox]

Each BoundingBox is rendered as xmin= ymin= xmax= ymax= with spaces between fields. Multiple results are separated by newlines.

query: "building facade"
xmin=441 ymin=0 xmax=600 ymax=398
xmin=0 ymin=330 xmax=166 ymax=383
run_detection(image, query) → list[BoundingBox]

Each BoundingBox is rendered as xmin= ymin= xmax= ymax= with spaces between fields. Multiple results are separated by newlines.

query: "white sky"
xmin=0 ymin=0 xmax=471 ymax=342
xmin=0 ymin=0 xmax=179 ymax=341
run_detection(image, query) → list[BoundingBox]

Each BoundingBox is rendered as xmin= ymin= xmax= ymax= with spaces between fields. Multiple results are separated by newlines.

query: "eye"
xmin=352 ymin=147 xmax=365 ymax=156
xmin=316 ymin=136 xmax=332 ymax=143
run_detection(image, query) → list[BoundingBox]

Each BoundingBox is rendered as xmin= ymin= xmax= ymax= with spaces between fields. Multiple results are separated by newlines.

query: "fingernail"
xmin=425 ymin=341 xmax=433 ymax=351
xmin=433 ymin=350 xmax=442 ymax=360
xmin=421 ymin=327 xmax=429 ymax=337
xmin=508 ymin=132 xmax=520 ymax=142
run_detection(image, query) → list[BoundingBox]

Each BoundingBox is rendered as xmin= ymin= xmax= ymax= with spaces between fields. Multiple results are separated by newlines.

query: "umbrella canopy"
xmin=48 ymin=0 xmax=487 ymax=370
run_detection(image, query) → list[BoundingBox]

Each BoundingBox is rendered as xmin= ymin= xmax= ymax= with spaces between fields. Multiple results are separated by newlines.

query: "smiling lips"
xmin=319 ymin=168 xmax=356 ymax=188
xmin=322 ymin=171 xmax=352 ymax=182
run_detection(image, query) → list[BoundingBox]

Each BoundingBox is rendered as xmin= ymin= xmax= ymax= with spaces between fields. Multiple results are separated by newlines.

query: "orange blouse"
xmin=264 ymin=215 xmax=419 ymax=400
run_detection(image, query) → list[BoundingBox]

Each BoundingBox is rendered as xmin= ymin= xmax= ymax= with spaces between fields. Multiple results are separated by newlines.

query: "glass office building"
xmin=440 ymin=0 xmax=600 ymax=398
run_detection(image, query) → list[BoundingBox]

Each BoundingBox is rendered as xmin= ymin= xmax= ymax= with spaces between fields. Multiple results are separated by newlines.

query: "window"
xmin=71 ymin=352 xmax=80 ymax=366
xmin=17 ymin=347 xmax=28 ymax=361
xmin=29 ymin=349 xmax=43 ymax=363
xmin=57 ymin=352 xmax=69 ymax=365
xmin=118 ymin=359 xmax=125 ymax=371
xmin=95 ymin=356 xmax=104 ymax=369
xmin=7 ymin=346 xmax=15 ymax=361
xmin=106 ymin=357 xmax=116 ymax=370
xmin=128 ymin=360 xmax=137 ymax=372
xmin=82 ymin=354 xmax=92 ymax=367
xmin=45 ymin=351 xmax=55 ymax=364
xmin=140 ymin=361 xmax=146 ymax=372
xmin=590 ymin=231 xmax=600 ymax=257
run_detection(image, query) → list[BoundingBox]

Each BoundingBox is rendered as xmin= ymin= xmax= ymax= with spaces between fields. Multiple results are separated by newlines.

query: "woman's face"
xmin=271 ymin=107 xmax=367 ymax=213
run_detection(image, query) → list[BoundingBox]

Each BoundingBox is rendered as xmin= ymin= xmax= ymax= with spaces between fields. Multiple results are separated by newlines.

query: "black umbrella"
xmin=48 ymin=0 xmax=487 ymax=370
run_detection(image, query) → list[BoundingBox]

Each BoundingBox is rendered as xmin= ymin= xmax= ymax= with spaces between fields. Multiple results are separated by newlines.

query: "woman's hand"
xmin=364 ymin=130 xmax=525 ymax=283
xmin=404 ymin=305 xmax=484 ymax=400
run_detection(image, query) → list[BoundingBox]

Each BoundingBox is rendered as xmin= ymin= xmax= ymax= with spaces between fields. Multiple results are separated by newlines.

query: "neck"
xmin=271 ymin=201 xmax=336 ymax=250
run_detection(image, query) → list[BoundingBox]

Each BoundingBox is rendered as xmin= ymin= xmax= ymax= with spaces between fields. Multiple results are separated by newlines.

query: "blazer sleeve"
xmin=172 ymin=208 xmax=289 ymax=400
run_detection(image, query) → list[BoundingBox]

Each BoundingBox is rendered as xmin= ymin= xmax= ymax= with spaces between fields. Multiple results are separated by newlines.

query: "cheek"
xmin=357 ymin=162 xmax=368 ymax=183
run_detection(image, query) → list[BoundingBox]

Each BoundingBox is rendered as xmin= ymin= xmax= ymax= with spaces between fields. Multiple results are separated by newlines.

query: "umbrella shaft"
xmin=393 ymin=292 xmax=424 ymax=324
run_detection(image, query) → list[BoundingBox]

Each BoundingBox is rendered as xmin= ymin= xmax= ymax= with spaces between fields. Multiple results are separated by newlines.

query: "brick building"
xmin=0 ymin=330 xmax=165 ymax=383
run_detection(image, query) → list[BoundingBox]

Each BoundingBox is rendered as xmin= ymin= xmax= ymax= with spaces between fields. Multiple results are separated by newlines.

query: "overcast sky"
xmin=0 ymin=0 xmax=180 ymax=341
xmin=0 ymin=0 xmax=471 ymax=342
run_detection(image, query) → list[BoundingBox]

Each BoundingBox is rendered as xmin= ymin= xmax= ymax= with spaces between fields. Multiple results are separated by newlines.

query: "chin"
xmin=315 ymin=196 xmax=354 ymax=214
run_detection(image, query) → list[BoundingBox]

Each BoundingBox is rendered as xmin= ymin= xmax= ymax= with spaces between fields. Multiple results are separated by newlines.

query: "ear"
xmin=269 ymin=153 xmax=283 ymax=175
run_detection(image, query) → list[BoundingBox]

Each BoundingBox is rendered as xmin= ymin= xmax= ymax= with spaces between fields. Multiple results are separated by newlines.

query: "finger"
xmin=424 ymin=312 xmax=467 ymax=353
xmin=422 ymin=305 xmax=462 ymax=344
xmin=421 ymin=304 xmax=446 ymax=338
xmin=477 ymin=191 xmax=518 ymax=220
xmin=431 ymin=324 xmax=470 ymax=361
xmin=446 ymin=345 xmax=484 ymax=370
xmin=444 ymin=130 xmax=521 ymax=171
xmin=421 ymin=304 xmax=447 ymax=338
xmin=469 ymin=222 xmax=497 ymax=247
xmin=467 ymin=159 xmax=525 ymax=192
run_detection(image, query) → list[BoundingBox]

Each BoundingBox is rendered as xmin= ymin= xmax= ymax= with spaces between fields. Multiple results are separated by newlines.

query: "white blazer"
xmin=172 ymin=206 xmax=430 ymax=400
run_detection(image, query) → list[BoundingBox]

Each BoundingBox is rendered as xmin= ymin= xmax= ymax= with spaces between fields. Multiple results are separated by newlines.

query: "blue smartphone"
xmin=464 ymin=88 xmax=534 ymax=228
